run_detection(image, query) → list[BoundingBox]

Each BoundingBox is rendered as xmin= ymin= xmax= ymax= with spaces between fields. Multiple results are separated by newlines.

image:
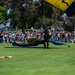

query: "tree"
xmin=1 ymin=0 xmax=74 ymax=32
xmin=0 ymin=6 xmax=7 ymax=24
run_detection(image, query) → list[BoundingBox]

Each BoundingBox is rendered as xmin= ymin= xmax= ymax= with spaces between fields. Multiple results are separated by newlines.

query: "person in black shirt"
xmin=43 ymin=29 xmax=49 ymax=48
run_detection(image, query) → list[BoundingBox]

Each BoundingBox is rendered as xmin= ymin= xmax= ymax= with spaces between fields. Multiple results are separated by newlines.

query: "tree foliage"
xmin=0 ymin=6 xmax=7 ymax=24
xmin=0 ymin=0 xmax=74 ymax=32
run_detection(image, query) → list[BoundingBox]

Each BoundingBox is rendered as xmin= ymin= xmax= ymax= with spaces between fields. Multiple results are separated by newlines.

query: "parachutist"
xmin=43 ymin=29 xmax=49 ymax=48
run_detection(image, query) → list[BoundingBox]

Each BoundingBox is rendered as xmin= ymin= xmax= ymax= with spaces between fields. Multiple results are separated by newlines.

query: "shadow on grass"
xmin=4 ymin=46 xmax=65 ymax=50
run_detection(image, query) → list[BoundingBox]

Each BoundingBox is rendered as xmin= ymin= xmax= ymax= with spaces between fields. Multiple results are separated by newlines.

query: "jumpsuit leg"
xmin=47 ymin=41 xmax=49 ymax=48
xmin=44 ymin=41 xmax=46 ymax=48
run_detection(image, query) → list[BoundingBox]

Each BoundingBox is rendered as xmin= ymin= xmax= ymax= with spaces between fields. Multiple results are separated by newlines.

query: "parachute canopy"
xmin=44 ymin=0 xmax=75 ymax=16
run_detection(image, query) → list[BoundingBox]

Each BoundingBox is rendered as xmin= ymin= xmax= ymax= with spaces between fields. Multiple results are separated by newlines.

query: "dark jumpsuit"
xmin=43 ymin=29 xmax=49 ymax=48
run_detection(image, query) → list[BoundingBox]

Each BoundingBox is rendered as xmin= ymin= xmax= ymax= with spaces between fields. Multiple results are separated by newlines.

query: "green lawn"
xmin=0 ymin=43 xmax=75 ymax=75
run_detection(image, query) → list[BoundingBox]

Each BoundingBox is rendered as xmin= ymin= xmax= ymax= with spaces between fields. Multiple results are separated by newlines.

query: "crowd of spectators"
xmin=0 ymin=30 xmax=75 ymax=43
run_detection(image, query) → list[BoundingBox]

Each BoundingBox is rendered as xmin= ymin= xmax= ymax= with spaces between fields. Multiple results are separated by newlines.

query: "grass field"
xmin=0 ymin=42 xmax=75 ymax=75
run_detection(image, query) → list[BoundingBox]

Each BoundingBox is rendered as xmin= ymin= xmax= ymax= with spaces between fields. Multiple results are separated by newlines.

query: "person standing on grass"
xmin=43 ymin=29 xmax=50 ymax=48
